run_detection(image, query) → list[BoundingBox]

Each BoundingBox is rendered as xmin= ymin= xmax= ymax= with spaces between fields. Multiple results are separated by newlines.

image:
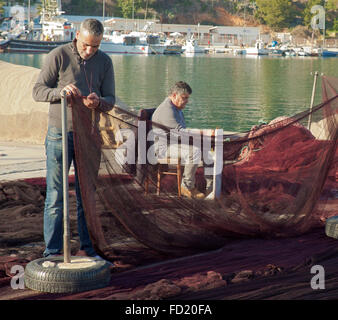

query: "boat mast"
xmin=27 ymin=0 xmax=30 ymax=24
xmin=323 ymin=12 xmax=326 ymax=49
xmin=102 ymin=0 xmax=105 ymax=25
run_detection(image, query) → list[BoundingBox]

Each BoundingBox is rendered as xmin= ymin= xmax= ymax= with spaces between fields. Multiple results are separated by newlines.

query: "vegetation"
xmin=255 ymin=0 xmax=297 ymax=30
xmin=0 ymin=0 xmax=337 ymax=35
xmin=0 ymin=1 xmax=4 ymax=16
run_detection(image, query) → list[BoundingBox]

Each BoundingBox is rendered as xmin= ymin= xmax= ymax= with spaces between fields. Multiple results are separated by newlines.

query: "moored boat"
xmin=321 ymin=49 xmax=338 ymax=57
xmin=183 ymin=37 xmax=206 ymax=54
xmin=268 ymin=49 xmax=285 ymax=56
xmin=3 ymin=38 xmax=70 ymax=53
xmin=163 ymin=39 xmax=183 ymax=54
xmin=100 ymin=32 xmax=151 ymax=55
xmin=2 ymin=1 xmax=74 ymax=53
xmin=246 ymin=39 xmax=269 ymax=55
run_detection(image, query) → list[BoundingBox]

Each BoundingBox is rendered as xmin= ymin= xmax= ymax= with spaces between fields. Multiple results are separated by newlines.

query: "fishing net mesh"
xmin=71 ymin=76 xmax=337 ymax=259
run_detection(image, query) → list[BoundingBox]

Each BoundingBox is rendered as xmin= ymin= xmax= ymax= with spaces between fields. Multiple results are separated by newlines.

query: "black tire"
xmin=24 ymin=256 xmax=111 ymax=293
xmin=325 ymin=216 xmax=338 ymax=239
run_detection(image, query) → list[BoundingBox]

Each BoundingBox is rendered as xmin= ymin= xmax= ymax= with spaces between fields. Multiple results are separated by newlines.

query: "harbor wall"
xmin=0 ymin=60 xmax=48 ymax=144
xmin=0 ymin=61 xmax=129 ymax=145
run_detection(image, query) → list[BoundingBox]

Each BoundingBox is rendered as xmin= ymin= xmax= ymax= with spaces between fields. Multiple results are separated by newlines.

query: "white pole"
xmin=132 ymin=0 xmax=135 ymax=20
xmin=206 ymin=129 xmax=223 ymax=200
xmin=213 ymin=129 xmax=223 ymax=199
xmin=307 ymin=71 xmax=319 ymax=131
xmin=28 ymin=0 xmax=30 ymax=25
xmin=102 ymin=0 xmax=105 ymax=24
xmin=61 ymin=92 xmax=71 ymax=263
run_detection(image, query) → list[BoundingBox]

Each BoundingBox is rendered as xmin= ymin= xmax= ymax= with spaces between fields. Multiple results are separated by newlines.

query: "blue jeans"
xmin=43 ymin=126 xmax=96 ymax=257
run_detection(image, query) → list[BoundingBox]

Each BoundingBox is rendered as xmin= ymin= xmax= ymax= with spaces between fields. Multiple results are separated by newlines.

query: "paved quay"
xmin=0 ymin=141 xmax=47 ymax=181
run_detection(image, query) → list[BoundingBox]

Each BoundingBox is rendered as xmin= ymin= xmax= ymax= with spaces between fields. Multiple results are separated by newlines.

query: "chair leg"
xmin=177 ymin=162 xmax=182 ymax=197
xmin=157 ymin=165 xmax=161 ymax=196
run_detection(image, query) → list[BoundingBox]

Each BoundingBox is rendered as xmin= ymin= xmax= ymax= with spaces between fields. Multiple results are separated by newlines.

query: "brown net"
xmin=71 ymin=76 xmax=337 ymax=261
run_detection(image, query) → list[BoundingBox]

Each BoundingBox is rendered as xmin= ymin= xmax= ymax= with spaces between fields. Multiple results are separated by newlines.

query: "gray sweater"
xmin=151 ymin=97 xmax=188 ymax=154
xmin=32 ymin=40 xmax=115 ymax=131
xmin=152 ymin=97 xmax=186 ymax=130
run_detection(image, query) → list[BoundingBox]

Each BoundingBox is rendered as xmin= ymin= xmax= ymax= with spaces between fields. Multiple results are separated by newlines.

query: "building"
xmin=100 ymin=17 xmax=260 ymax=46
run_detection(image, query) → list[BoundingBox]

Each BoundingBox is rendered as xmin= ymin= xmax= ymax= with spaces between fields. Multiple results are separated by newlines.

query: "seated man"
xmin=152 ymin=81 xmax=213 ymax=199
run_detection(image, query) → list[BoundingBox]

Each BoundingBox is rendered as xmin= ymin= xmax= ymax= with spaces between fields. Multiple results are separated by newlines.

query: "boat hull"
xmin=322 ymin=50 xmax=338 ymax=57
xmin=100 ymin=41 xmax=151 ymax=54
xmin=246 ymin=48 xmax=269 ymax=55
xmin=163 ymin=45 xmax=183 ymax=54
xmin=3 ymin=39 xmax=70 ymax=53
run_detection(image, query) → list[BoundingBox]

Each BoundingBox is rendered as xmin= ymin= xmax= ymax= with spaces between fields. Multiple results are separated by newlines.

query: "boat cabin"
xmin=41 ymin=19 xmax=75 ymax=41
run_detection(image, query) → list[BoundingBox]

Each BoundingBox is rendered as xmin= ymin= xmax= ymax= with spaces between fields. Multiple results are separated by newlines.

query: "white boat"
xmin=183 ymin=37 xmax=206 ymax=54
xmin=136 ymin=32 xmax=165 ymax=54
xmin=284 ymin=49 xmax=297 ymax=56
xmin=246 ymin=39 xmax=269 ymax=55
xmin=100 ymin=31 xmax=151 ymax=54
xmin=233 ymin=48 xmax=246 ymax=55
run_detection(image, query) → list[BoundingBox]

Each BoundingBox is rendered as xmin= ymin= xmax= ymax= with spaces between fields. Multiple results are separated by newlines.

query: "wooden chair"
xmin=156 ymin=156 xmax=182 ymax=197
xmin=139 ymin=108 xmax=182 ymax=197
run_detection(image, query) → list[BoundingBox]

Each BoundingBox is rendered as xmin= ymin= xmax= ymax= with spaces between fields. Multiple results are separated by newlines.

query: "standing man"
xmin=33 ymin=19 xmax=115 ymax=258
xmin=152 ymin=81 xmax=213 ymax=199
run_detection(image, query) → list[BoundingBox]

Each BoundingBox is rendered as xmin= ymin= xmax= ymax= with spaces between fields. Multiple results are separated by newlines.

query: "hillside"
xmin=59 ymin=0 xmax=336 ymax=33
xmin=2 ymin=0 xmax=335 ymax=33
xmin=61 ymin=0 xmax=255 ymax=26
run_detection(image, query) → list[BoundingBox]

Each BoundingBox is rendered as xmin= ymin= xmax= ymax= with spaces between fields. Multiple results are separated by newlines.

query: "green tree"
xmin=303 ymin=0 xmax=337 ymax=34
xmin=0 ymin=1 xmax=4 ymax=16
xmin=255 ymin=0 xmax=297 ymax=30
xmin=325 ymin=0 xmax=338 ymax=33
xmin=117 ymin=0 xmax=144 ymax=19
xmin=333 ymin=18 xmax=338 ymax=33
xmin=325 ymin=0 xmax=338 ymax=11
xmin=303 ymin=0 xmax=325 ymax=27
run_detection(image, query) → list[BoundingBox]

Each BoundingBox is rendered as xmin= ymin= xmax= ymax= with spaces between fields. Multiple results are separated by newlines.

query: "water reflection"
xmin=0 ymin=52 xmax=337 ymax=131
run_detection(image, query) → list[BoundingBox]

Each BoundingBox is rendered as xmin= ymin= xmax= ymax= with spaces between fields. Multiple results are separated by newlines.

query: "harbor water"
xmin=0 ymin=52 xmax=337 ymax=132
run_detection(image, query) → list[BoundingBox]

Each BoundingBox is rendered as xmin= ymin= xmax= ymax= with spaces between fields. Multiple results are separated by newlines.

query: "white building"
xmin=62 ymin=16 xmax=261 ymax=46
xmin=101 ymin=18 xmax=260 ymax=46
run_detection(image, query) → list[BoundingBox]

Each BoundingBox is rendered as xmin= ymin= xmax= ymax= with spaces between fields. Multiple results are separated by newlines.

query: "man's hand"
xmin=82 ymin=92 xmax=100 ymax=109
xmin=61 ymin=84 xmax=81 ymax=97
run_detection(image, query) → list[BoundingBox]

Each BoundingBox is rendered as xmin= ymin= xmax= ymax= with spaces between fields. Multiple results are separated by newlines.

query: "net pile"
xmin=71 ymin=76 xmax=337 ymax=260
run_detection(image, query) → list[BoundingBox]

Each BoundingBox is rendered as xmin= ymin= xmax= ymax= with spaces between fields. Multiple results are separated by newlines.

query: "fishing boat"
xmin=233 ymin=48 xmax=246 ymax=55
xmin=246 ymin=39 xmax=269 ymax=55
xmin=3 ymin=37 xmax=72 ymax=53
xmin=100 ymin=31 xmax=151 ymax=55
xmin=2 ymin=1 xmax=75 ymax=53
xmin=163 ymin=40 xmax=183 ymax=54
xmin=183 ymin=37 xmax=206 ymax=54
xmin=321 ymin=49 xmax=338 ymax=57
xmin=268 ymin=49 xmax=285 ymax=56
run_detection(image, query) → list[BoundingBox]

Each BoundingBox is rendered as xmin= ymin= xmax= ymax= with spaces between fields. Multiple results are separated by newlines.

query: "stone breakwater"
xmin=0 ymin=61 xmax=48 ymax=144
xmin=0 ymin=60 xmax=128 ymax=145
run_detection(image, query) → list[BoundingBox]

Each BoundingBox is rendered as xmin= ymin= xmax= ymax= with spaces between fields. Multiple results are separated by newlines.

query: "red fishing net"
xmin=71 ymin=76 xmax=337 ymax=261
